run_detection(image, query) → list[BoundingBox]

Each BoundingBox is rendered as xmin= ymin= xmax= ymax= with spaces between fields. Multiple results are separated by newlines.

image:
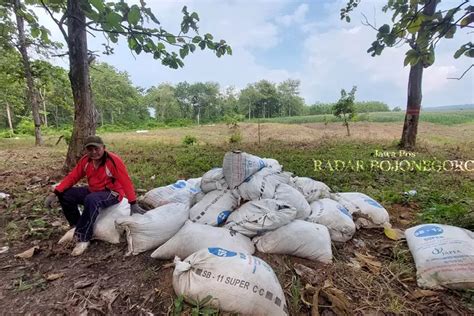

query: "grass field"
xmin=0 ymin=120 xmax=473 ymax=314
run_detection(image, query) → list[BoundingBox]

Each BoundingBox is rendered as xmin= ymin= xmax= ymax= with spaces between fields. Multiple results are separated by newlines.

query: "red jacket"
xmin=55 ymin=151 xmax=137 ymax=203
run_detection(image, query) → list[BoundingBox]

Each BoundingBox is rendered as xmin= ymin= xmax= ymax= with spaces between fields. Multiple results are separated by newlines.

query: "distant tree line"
xmin=1 ymin=51 xmax=394 ymax=133
xmin=309 ymin=100 xmax=391 ymax=115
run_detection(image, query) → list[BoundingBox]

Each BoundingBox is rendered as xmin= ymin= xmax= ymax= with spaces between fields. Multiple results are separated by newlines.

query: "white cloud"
xmin=276 ymin=3 xmax=309 ymax=26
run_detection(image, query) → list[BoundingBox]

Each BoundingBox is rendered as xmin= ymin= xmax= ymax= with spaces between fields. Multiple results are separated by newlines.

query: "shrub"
xmin=165 ymin=118 xmax=194 ymax=127
xmin=229 ymin=131 xmax=242 ymax=144
xmin=182 ymin=135 xmax=197 ymax=145
xmin=16 ymin=118 xmax=35 ymax=135
xmin=0 ymin=130 xmax=15 ymax=138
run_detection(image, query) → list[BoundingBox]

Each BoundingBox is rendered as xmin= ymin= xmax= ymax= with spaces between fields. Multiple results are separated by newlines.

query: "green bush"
xmin=223 ymin=113 xmax=245 ymax=126
xmin=229 ymin=131 xmax=242 ymax=144
xmin=165 ymin=118 xmax=194 ymax=127
xmin=97 ymin=124 xmax=131 ymax=133
xmin=145 ymin=120 xmax=167 ymax=129
xmin=16 ymin=118 xmax=35 ymax=135
xmin=0 ymin=129 xmax=15 ymax=138
xmin=182 ymin=135 xmax=198 ymax=145
xmin=63 ymin=130 xmax=72 ymax=145
xmin=354 ymin=113 xmax=370 ymax=122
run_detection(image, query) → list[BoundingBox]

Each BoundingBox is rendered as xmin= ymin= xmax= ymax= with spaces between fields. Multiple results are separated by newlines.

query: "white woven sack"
xmin=201 ymin=168 xmax=228 ymax=193
xmin=330 ymin=192 xmax=389 ymax=228
xmin=237 ymin=168 xmax=291 ymax=201
xmin=225 ymin=199 xmax=297 ymax=237
xmin=254 ymin=220 xmax=333 ymax=263
xmin=142 ymin=179 xmax=200 ymax=208
xmin=307 ymin=198 xmax=356 ymax=242
xmin=290 ymin=177 xmax=331 ymax=202
xmin=406 ymin=224 xmax=474 ymax=289
xmin=262 ymin=158 xmax=283 ymax=171
xmin=93 ymin=198 xmax=130 ymax=244
xmin=189 ymin=190 xmax=239 ymax=226
xmin=273 ymin=183 xmax=311 ymax=219
xmin=223 ymin=151 xmax=265 ymax=189
xmin=115 ymin=202 xmax=189 ymax=255
xmin=151 ymin=221 xmax=254 ymax=259
xmin=173 ymin=247 xmax=288 ymax=315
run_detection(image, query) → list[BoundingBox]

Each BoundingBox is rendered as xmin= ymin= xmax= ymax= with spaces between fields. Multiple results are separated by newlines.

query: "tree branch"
xmin=51 ymin=51 xmax=69 ymax=57
xmin=86 ymin=24 xmax=189 ymax=48
xmin=430 ymin=0 xmax=470 ymax=47
xmin=361 ymin=13 xmax=378 ymax=31
xmin=39 ymin=0 xmax=68 ymax=42
xmin=447 ymin=64 xmax=473 ymax=80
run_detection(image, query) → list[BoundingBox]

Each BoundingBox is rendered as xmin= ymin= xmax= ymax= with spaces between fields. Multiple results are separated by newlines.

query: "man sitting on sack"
xmin=45 ymin=135 xmax=145 ymax=256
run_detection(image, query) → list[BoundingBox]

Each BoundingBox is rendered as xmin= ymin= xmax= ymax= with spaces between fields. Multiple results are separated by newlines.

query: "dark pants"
xmin=58 ymin=187 xmax=119 ymax=242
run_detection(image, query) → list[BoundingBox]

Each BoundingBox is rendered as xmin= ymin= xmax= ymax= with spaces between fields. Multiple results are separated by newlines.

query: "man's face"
xmin=86 ymin=145 xmax=105 ymax=160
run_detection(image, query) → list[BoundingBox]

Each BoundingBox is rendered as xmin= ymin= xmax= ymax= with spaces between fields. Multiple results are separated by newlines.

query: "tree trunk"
xmin=54 ymin=104 xmax=59 ymax=127
xmin=14 ymin=0 xmax=43 ymax=146
xmin=39 ymin=87 xmax=48 ymax=127
xmin=64 ymin=0 xmax=96 ymax=171
xmin=345 ymin=121 xmax=351 ymax=136
xmin=400 ymin=62 xmax=423 ymax=149
xmin=6 ymin=102 xmax=14 ymax=133
xmin=399 ymin=0 xmax=437 ymax=149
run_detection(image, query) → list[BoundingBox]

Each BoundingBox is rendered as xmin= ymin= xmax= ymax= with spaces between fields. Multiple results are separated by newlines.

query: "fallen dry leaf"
xmin=15 ymin=246 xmax=39 ymax=259
xmin=384 ymin=227 xmax=405 ymax=240
xmin=346 ymin=258 xmax=362 ymax=270
xmin=46 ymin=273 xmax=64 ymax=281
xmin=412 ymin=289 xmax=439 ymax=299
xmin=311 ymin=286 xmax=321 ymax=316
xmin=294 ymin=263 xmax=323 ymax=286
xmin=354 ymin=252 xmax=382 ymax=274
xmin=74 ymin=279 xmax=94 ymax=289
xmin=319 ymin=280 xmax=352 ymax=316
xmin=383 ymin=223 xmax=405 ymax=240
xmin=100 ymin=288 xmax=119 ymax=311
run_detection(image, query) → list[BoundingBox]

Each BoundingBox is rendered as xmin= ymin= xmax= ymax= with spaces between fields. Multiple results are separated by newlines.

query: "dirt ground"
xmin=1 ymin=122 xmax=473 ymax=315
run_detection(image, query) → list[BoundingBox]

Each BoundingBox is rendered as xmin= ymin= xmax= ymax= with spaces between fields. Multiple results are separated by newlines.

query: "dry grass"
xmin=104 ymin=121 xmax=474 ymax=152
xmin=1 ymin=121 xmax=473 ymax=150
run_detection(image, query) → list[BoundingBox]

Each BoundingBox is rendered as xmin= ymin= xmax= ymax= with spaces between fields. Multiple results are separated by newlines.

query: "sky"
xmin=36 ymin=0 xmax=474 ymax=108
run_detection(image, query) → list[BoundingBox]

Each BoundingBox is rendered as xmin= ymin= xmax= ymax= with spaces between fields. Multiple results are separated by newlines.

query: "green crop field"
xmin=251 ymin=110 xmax=474 ymax=125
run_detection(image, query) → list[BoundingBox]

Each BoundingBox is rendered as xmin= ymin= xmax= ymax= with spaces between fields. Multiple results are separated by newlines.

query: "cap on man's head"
xmin=84 ymin=135 xmax=104 ymax=148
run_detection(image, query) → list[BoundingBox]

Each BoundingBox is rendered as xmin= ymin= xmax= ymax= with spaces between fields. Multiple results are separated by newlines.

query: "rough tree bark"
xmin=14 ymin=0 xmax=43 ymax=146
xmin=399 ymin=0 xmax=438 ymax=149
xmin=63 ymin=0 xmax=96 ymax=172
xmin=400 ymin=62 xmax=423 ymax=149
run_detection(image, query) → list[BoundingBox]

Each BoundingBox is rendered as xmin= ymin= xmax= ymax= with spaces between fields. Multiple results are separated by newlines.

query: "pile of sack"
xmin=90 ymin=150 xmax=396 ymax=314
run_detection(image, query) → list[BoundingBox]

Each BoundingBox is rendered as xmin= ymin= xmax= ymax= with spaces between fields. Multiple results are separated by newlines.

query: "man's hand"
xmin=44 ymin=193 xmax=58 ymax=209
xmin=130 ymin=203 xmax=146 ymax=215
